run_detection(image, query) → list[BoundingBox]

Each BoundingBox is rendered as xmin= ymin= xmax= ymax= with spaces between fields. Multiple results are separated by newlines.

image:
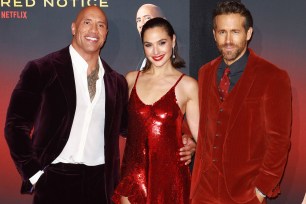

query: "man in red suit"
xmin=190 ymin=1 xmax=292 ymax=204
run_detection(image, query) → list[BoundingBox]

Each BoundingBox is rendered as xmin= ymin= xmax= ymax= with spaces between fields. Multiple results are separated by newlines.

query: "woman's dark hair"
xmin=213 ymin=1 xmax=253 ymax=32
xmin=140 ymin=17 xmax=185 ymax=71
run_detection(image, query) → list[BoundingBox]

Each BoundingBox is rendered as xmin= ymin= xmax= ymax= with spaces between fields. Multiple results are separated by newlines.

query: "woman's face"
xmin=143 ymin=26 xmax=175 ymax=68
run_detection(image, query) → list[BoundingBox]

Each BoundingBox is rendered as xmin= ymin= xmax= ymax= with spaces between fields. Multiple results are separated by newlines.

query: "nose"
xmin=152 ymin=46 xmax=159 ymax=55
xmin=90 ymin=23 xmax=99 ymax=33
xmin=225 ymin=33 xmax=232 ymax=43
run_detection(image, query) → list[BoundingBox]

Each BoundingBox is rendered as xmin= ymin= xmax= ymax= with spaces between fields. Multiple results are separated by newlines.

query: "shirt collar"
xmin=69 ymin=45 xmax=104 ymax=77
xmin=220 ymin=49 xmax=250 ymax=75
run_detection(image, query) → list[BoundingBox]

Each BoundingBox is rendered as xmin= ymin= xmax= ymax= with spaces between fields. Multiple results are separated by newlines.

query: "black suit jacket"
xmin=4 ymin=46 xmax=128 ymax=203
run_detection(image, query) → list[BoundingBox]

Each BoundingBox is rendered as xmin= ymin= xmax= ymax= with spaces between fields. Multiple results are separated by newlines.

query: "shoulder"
xmin=102 ymin=60 xmax=126 ymax=81
xmin=125 ymin=71 xmax=139 ymax=86
xmin=34 ymin=46 xmax=69 ymax=64
xmin=101 ymin=60 xmax=128 ymax=91
xmin=180 ymin=75 xmax=198 ymax=94
xmin=181 ymin=75 xmax=198 ymax=87
xmin=199 ymin=56 xmax=222 ymax=74
xmin=21 ymin=47 xmax=69 ymax=77
xmin=249 ymin=50 xmax=289 ymax=79
xmin=25 ymin=47 xmax=70 ymax=71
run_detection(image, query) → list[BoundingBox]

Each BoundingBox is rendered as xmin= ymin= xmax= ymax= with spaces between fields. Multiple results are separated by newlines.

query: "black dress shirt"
xmin=217 ymin=50 xmax=250 ymax=92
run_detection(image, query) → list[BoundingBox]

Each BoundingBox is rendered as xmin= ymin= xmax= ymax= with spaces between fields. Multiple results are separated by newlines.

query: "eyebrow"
xmin=136 ymin=14 xmax=152 ymax=21
xmin=143 ymin=38 xmax=167 ymax=43
xmin=83 ymin=18 xmax=107 ymax=24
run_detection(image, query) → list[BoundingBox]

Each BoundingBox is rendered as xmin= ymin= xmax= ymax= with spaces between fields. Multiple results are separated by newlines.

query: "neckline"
xmin=133 ymin=72 xmax=184 ymax=106
xmin=135 ymin=84 xmax=173 ymax=106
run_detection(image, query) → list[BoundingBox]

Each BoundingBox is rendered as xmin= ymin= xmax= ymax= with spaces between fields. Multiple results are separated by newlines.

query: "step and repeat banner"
xmin=1 ymin=0 xmax=305 ymax=203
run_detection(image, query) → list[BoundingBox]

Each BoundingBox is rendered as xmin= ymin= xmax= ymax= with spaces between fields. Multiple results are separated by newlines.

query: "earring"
xmin=172 ymin=47 xmax=175 ymax=59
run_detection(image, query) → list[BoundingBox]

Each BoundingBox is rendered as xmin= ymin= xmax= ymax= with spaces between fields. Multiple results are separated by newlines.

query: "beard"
xmin=217 ymin=42 xmax=247 ymax=64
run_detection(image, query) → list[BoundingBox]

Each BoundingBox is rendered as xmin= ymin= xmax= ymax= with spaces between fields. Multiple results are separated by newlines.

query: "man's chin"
xmin=223 ymin=54 xmax=236 ymax=61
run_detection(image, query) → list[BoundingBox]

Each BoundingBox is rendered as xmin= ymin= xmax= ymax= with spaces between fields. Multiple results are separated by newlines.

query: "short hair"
xmin=213 ymin=1 xmax=253 ymax=31
xmin=140 ymin=17 xmax=185 ymax=71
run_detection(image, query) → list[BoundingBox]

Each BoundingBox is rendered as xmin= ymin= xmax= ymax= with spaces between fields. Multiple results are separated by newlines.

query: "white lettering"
xmin=44 ymin=0 xmax=53 ymax=7
xmin=26 ymin=0 xmax=35 ymax=7
xmin=57 ymin=0 xmax=67 ymax=7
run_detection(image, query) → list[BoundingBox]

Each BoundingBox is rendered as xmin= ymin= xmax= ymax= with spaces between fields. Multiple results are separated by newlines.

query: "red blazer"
xmin=4 ymin=46 xmax=128 ymax=203
xmin=190 ymin=49 xmax=292 ymax=202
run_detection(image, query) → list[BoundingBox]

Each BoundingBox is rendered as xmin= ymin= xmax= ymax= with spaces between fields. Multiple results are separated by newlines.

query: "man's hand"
xmin=255 ymin=188 xmax=265 ymax=203
xmin=179 ymin=134 xmax=196 ymax=165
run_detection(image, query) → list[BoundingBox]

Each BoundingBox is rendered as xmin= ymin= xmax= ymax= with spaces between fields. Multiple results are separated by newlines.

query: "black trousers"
xmin=33 ymin=163 xmax=107 ymax=204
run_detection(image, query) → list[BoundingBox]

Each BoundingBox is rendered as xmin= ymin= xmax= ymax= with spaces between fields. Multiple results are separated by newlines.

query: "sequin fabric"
xmin=113 ymin=72 xmax=191 ymax=204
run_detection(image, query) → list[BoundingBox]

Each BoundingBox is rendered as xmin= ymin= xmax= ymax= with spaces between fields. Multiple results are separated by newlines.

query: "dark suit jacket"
xmin=190 ymin=49 xmax=292 ymax=202
xmin=4 ymin=46 xmax=128 ymax=203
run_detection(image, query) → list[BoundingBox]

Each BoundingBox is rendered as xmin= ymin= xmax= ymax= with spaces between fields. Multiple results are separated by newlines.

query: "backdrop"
xmin=1 ymin=0 xmax=305 ymax=203
xmin=244 ymin=1 xmax=306 ymax=203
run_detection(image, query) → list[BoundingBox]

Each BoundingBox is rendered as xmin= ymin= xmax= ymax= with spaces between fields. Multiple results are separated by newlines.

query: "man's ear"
xmin=246 ymin=27 xmax=253 ymax=41
xmin=71 ymin=22 xmax=76 ymax=35
xmin=213 ymin=29 xmax=217 ymax=41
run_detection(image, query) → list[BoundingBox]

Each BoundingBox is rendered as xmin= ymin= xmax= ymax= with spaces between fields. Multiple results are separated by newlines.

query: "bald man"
xmin=135 ymin=4 xmax=165 ymax=70
xmin=5 ymin=6 xmax=128 ymax=204
xmin=136 ymin=3 xmax=165 ymax=34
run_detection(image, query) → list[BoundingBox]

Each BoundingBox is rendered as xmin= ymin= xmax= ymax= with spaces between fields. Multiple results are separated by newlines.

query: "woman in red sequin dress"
xmin=113 ymin=18 xmax=199 ymax=204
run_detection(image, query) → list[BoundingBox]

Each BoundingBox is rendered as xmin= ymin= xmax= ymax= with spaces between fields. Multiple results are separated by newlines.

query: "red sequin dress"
xmin=113 ymin=72 xmax=191 ymax=204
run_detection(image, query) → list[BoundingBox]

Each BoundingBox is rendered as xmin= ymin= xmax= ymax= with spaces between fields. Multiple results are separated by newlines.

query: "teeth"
xmin=86 ymin=37 xmax=98 ymax=41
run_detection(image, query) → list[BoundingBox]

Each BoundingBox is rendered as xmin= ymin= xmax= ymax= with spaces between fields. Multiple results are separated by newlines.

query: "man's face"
xmin=71 ymin=6 xmax=108 ymax=58
xmin=213 ymin=13 xmax=252 ymax=65
xmin=136 ymin=5 xmax=161 ymax=34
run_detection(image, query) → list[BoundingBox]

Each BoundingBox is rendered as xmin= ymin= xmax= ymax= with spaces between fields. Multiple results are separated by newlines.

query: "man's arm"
xmin=4 ymin=61 xmax=43 ymax=181
xmin=253 ymin=69 xmax=292 ymax=197
xmin=119 ymin=74 xmax=129 ymax=137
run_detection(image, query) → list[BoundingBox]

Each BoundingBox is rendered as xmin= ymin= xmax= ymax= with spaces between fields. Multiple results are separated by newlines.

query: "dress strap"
xmin=132 ymin=71 xmax=141 ymax=89
xmin=173 ymin=73 xmax=185 ymax=88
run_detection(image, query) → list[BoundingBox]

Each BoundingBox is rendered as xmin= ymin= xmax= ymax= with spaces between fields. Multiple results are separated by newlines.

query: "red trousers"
xmin=191 ymin=164 xmax=266 ymax=204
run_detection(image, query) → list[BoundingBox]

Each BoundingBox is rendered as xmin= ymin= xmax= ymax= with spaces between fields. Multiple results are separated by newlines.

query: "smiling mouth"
xmin=152 ymin=54 xmax=165 ymax=61
xmin=85 ymin=36 xmax=98 ymax=42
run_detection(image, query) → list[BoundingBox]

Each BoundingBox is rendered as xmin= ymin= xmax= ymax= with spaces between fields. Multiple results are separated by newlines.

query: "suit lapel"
xmin=200 ymin=58 xmax=221 ymax=121
xmin=226 ymin=50 xmax=258 ymax=132
xmin=197 ymin=58 xmax=221 ymax=155
xmin=103 ymin=60 xmax=116 ymax=142
xmin=54 ymin=47 xmax=77 ymax=115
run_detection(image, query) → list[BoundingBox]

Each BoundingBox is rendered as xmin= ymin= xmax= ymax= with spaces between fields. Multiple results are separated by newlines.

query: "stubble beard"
xmin=218 ymin=42 xmax=246 ymax=64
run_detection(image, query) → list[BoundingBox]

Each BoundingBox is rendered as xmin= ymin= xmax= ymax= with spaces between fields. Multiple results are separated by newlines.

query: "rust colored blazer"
xmin=190 ymin=49 xmax=292 ymax=202
xmin=4 ymin=46 xmax=128 ymax=203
